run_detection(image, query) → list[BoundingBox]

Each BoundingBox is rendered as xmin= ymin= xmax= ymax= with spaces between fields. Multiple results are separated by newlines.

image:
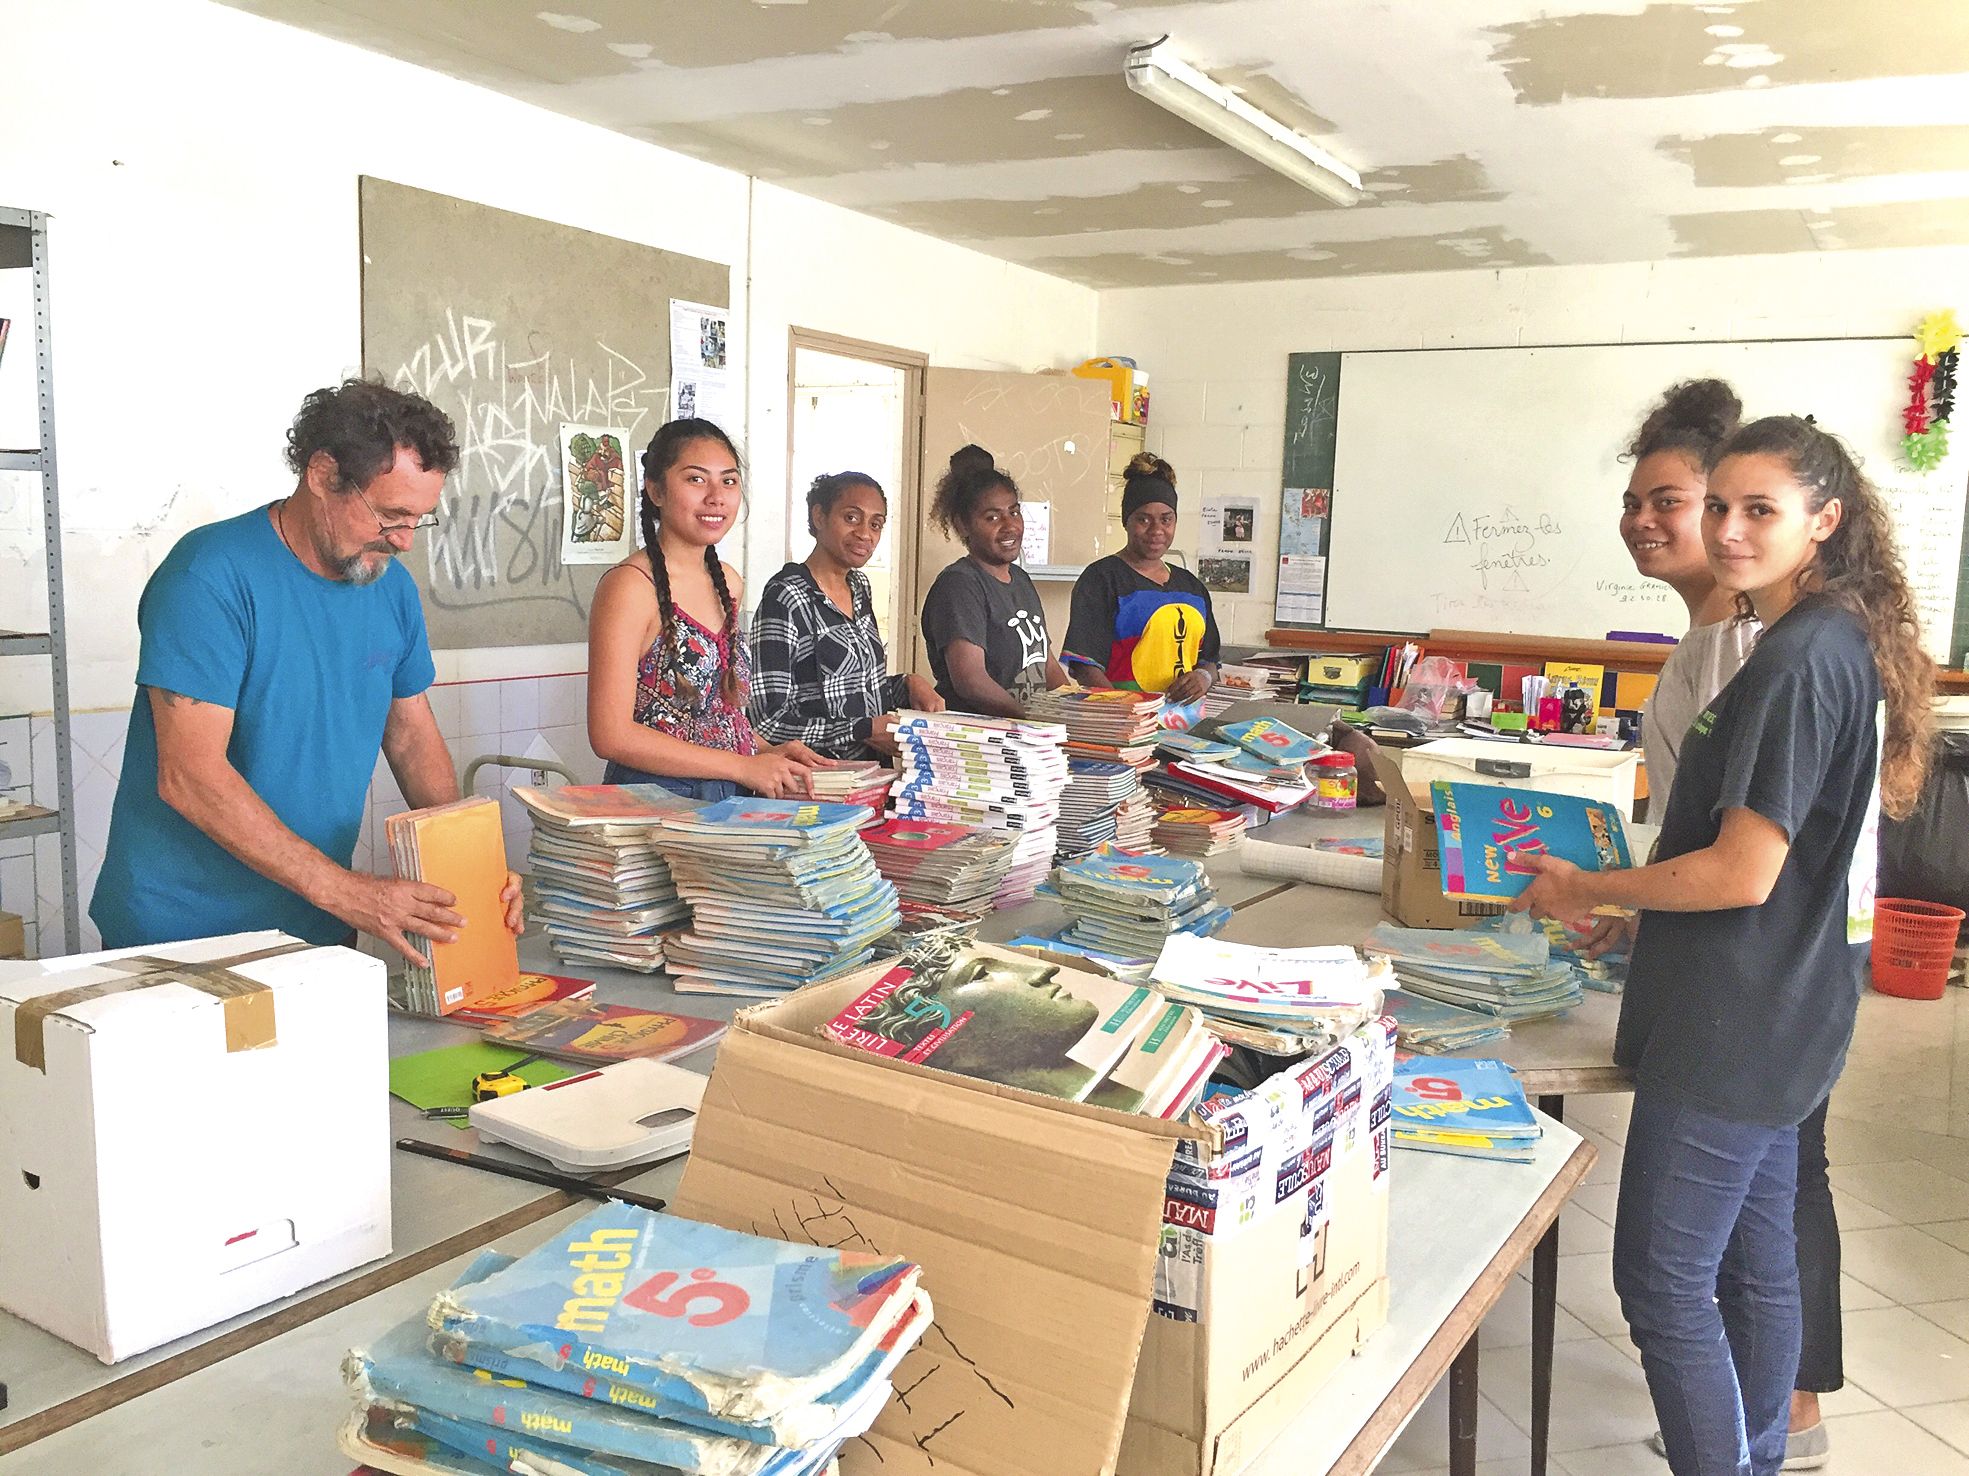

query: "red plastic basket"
xmin=1871 ymin=898 xmax=1965 ymax=1000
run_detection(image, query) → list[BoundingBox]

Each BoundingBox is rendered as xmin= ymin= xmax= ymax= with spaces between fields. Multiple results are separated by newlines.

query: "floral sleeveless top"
xmin=633 ymin=605 xmax=758 ymax=755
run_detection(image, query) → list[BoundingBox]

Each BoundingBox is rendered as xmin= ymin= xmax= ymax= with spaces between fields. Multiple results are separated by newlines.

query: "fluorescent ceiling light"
xmin=1125 ymin=39 xmax=1362 ymax=207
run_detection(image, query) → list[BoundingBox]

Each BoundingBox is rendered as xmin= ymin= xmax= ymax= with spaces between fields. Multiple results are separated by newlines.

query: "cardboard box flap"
xmin=1 ymin=931 xmax=306 ymax=1071
xmin=676 ymin=1000 xmax=1187 ymax=1476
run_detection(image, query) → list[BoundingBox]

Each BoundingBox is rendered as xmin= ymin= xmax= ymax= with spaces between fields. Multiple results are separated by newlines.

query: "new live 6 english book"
xmin=1430 ymin=780 xmax=1632 ymax=904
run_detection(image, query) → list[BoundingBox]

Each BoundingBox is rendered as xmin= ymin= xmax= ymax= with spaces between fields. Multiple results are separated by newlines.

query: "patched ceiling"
xmin=219 ymin=0 xmax=1969 ymax=287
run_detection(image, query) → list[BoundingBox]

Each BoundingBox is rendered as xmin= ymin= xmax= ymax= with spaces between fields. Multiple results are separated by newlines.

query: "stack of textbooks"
xmin=1361 ymin=922 xmax=1583 ymax=1021
xmin=386 ymin=796 xmax=519 ymax=1016
xmin=1154 ymin=730 xmax=1240 ymax=765
xmin=1218 ymin=716 xmax=1328 ymax=783
xmin=1057 ymin=757 xmax=1138 ymax=856
xmin=343 ymin=1204 xmax=929 ymax=1476
xmin=1475 ymin=912 xmax=1631 ymax=994
xmin=1430 ymin=780 xmax=1633 ymax=906
xmin=1150 ymin=753 xmax=1315 ymax=815
xmin=1150 ymin=804 xmax=1247 ymax=858
xmin=1045 ymin=847 xmax=1231 ymax=962
xmin=859 ymin=816 xmax=1018 ymax=923
xmin=1025 ymin=687 xmax=1164 ymax=767
xmin=1390 ymin=1057 xmax=1542 ymax=1162
xmin=1149 ymin=934 xmax=1387 ymax=1058
xmin=822 ymin=942 xmax=1223 ymax=1118
xmin=515 ymin=784 xmax=694 ymax=974
xmin=1380 ymin=988 xmax=1511 ymax=1053
xmin=889 ymin=711 xmax=1070 ymax=905
xmin=799 ymin=761 xmax=896 ymax=809
xmin=1113 ymin=787 xmax=1157 ymax=851
xmin=648 ymin=799 xmax=901 ymax=996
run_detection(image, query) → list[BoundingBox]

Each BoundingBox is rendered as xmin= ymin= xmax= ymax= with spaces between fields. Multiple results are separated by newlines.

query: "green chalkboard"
xmin=1283 ymin=352 xmax=1342 ymax=489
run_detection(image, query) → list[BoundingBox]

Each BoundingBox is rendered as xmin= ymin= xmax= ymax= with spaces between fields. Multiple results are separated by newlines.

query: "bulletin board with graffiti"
xmin=359 ymin=177 xmax=731 ymax=648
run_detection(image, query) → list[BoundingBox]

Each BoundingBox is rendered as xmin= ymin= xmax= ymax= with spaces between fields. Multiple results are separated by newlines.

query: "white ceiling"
xmin=221 ymin=0 xmax=1969 ymax=287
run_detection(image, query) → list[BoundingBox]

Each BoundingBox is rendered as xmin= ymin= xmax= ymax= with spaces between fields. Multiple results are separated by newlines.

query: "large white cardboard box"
xmin=0 ymin=930 xmax=392 ymax=1362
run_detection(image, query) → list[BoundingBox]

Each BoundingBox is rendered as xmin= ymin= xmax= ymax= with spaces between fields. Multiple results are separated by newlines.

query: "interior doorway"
xmin=786 ymin=330 xmax=926 ymax=649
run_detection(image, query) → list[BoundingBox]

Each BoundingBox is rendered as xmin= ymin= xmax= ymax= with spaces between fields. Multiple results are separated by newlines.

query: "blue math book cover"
xmin=1429 ymin=781 xmax=1632 ymax=902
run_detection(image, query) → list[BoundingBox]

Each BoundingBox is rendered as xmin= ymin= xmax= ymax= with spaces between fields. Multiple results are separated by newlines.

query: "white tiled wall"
xmin=6 ymin=674 xmax=599 ymax=959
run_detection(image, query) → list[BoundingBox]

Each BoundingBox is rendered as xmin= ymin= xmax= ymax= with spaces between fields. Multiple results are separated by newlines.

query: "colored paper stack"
xmin=647 ymin=799 xmax=901 ymax=996
xmin=1389 ymin=1057 xmax=1542 ymax=1163
xmin=1150 ymin=804 xmax=1247 ymax=858
xmin=859 ymin=816 xmax=1019 ymax=923
xmin=1149 ymin=934 xmax=1387 ymax=1059
xmin=1360 ymin=922 xmax=1583 ymax=1022
xmin=1046 ymin=847 xmax=1231 ymax=963
xmin=341 ymin=1204 xmax=929 ymax=1476
xmin=514 ymin=784 xmax=695 ymax=974
xmin=889 ymin=711 xmax=1070 ymax=905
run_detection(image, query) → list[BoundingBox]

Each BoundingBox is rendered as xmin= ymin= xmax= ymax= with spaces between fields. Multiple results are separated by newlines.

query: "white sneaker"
xmin=1645 ymin=1425 xmax=1830 ymax=1470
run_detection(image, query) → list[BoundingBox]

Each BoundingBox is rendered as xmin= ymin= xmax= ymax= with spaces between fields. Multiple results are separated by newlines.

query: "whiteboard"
xmin=1323 ymin=339 xmax=1967 ymax=660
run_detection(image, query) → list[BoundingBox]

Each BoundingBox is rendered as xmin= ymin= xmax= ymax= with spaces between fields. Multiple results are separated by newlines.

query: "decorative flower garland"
xmin=1902 ymin=309 xmax=1960 ymax=472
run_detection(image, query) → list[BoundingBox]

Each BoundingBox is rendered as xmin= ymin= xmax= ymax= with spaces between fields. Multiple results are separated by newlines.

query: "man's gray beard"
xmin=336 ymin=550 xmax=391 ymax=586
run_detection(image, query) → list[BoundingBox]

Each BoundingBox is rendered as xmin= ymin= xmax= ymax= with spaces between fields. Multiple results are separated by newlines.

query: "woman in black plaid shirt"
xmin=749 ymin=472 xmax=943 ymax=760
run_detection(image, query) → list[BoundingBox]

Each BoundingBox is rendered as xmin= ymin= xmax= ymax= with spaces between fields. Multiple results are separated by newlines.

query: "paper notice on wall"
xmin=1277 ymin=553 xmax=1327 ymax=625
xmin=1201 ymin=496 xmax=1259 ymax=557
xmin=668 ymin=299 xmax=733 ymax=430
xmin=557 ymin=424 xmax=636 ymax=565
xmin=1020 ymin=499 xmax=1051 ymax=566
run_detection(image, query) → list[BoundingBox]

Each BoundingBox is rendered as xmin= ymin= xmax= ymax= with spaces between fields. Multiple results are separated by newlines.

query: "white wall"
xmin=0 ymin=0 xmax=1097 ymax=715
xmin=1097 ymin=246 xmax=1969 ymax=646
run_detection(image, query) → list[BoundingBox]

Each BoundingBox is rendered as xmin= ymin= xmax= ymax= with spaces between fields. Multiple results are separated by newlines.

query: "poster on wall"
xmin=558 ymin=425 xmax=636 ymax=565
xmin=669 ymin=299 xmax=735 ymax=427
xmin=1199 ymin=494 xmax=1257 ymax=592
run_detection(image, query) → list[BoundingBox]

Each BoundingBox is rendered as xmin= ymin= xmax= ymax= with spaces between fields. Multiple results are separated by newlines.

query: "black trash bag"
xmin=1879 ymin=729 xmax=1969 ymax=917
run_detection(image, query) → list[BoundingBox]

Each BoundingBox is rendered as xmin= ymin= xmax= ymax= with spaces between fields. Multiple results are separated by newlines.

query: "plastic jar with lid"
xmin=1312 ymin=751 xmax=1358 ymax=811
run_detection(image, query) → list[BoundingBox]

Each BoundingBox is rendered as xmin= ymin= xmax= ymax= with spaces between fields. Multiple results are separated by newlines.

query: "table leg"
xmin=1531 ymin=1092 xmax=1565 ymax=1476
xmin=1449 ymin=1334 xmax=1479 ymax=1476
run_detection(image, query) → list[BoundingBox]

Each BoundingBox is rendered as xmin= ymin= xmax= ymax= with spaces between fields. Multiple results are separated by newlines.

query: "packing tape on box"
xmin=1238 ymin=839 xmax=1382 ymax=895
xmin=9 ymin=940 xmax=306 ymax=1071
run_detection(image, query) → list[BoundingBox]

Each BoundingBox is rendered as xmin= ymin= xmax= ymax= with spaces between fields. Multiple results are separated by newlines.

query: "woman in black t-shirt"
xmin=918 ymin=445 xmax=1069 ymax=716
xmin=1062 ymin=453 xmax=1221 ymax=701
xmin=1518 ymin=418 xmax=1934 ymax=1476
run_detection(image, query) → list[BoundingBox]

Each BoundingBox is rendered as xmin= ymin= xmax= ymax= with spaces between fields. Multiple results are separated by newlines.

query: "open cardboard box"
xmin=1370 ymin=744 xmax=1508 ymax=930
xmin=675 ymin=943 xmax=1393 ymax=1476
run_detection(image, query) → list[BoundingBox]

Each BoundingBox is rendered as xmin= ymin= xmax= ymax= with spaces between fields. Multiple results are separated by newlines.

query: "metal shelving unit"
xmin=0 ymin=206 xmax=80 ymax=953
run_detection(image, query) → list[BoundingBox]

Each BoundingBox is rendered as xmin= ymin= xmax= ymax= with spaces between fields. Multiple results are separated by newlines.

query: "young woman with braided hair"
xmin=586 ymin=418 xmax=824 ymax=800
xmin=1520 ymin=416 xmax=1934 ymax=1476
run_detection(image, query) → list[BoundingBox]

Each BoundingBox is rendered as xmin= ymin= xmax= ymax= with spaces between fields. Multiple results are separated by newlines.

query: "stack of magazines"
xmin=342 ymin=1204 xmax=929 ymax=1476
xmin=648 ymin=799 xmax=900 ymax=996
xmin=515 ymin=784 xmax=695 ymax=973
xmin=859 ymin=816 xmax=1018 ymax=923
xmin=1380 ymin=988 xmax=1511 ymax=1053
xmin=1150 ymin=803 xmax=1247 ymax=858
xmin=1148 ymin=934 xmax=1387 ymax=1058
xmin=889 ymin=711 xmax=1070 ymax=906
xmin=1390 ymin=1057 xmax=1542 ymax=1163
xmin=822 ymin=941 xmax=1223 ymax=1118
xmin=1360 ymin=922 xmax=1583 ymax=1021
xmin=1045 ymin=847 xmax=1231 ymax=962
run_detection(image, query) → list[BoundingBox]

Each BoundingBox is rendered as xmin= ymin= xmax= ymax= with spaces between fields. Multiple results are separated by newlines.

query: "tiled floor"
xmin=1376 ymin=984 xmax=1969 ymax=1476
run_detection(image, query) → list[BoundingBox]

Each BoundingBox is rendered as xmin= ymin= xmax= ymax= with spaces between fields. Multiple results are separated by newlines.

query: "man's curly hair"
xmin=284 ymin=377 xmax=459 ymax=490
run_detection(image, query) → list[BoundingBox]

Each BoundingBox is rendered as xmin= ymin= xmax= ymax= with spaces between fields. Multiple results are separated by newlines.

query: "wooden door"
xmin=912 ymin=369 xmax=1113 ymax=674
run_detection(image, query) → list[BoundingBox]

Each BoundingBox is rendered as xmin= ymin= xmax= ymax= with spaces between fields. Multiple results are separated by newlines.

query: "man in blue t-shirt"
xmin=92 ymin=379 xmax=518 ymax=965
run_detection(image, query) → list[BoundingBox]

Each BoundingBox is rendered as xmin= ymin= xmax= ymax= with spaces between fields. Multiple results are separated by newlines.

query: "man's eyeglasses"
xmin=354 ymin=485 xmax=440 ymax=534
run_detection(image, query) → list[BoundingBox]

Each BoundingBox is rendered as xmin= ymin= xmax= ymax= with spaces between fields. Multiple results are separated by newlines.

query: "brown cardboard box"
xmin=1371 ymin=744 xmax=1506 ymax=929
xmin=1120 ymin=1022 xmax=1394 ymax=1476
xmin=0 ymin=911 xmax=22 ymax=960
xmin=674 ymin=945 xmax=1394 ymax=1476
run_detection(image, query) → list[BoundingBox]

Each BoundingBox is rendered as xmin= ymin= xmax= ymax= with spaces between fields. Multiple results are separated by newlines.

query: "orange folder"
xmin=385 ymin=795 xmax=519 ymax=1014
